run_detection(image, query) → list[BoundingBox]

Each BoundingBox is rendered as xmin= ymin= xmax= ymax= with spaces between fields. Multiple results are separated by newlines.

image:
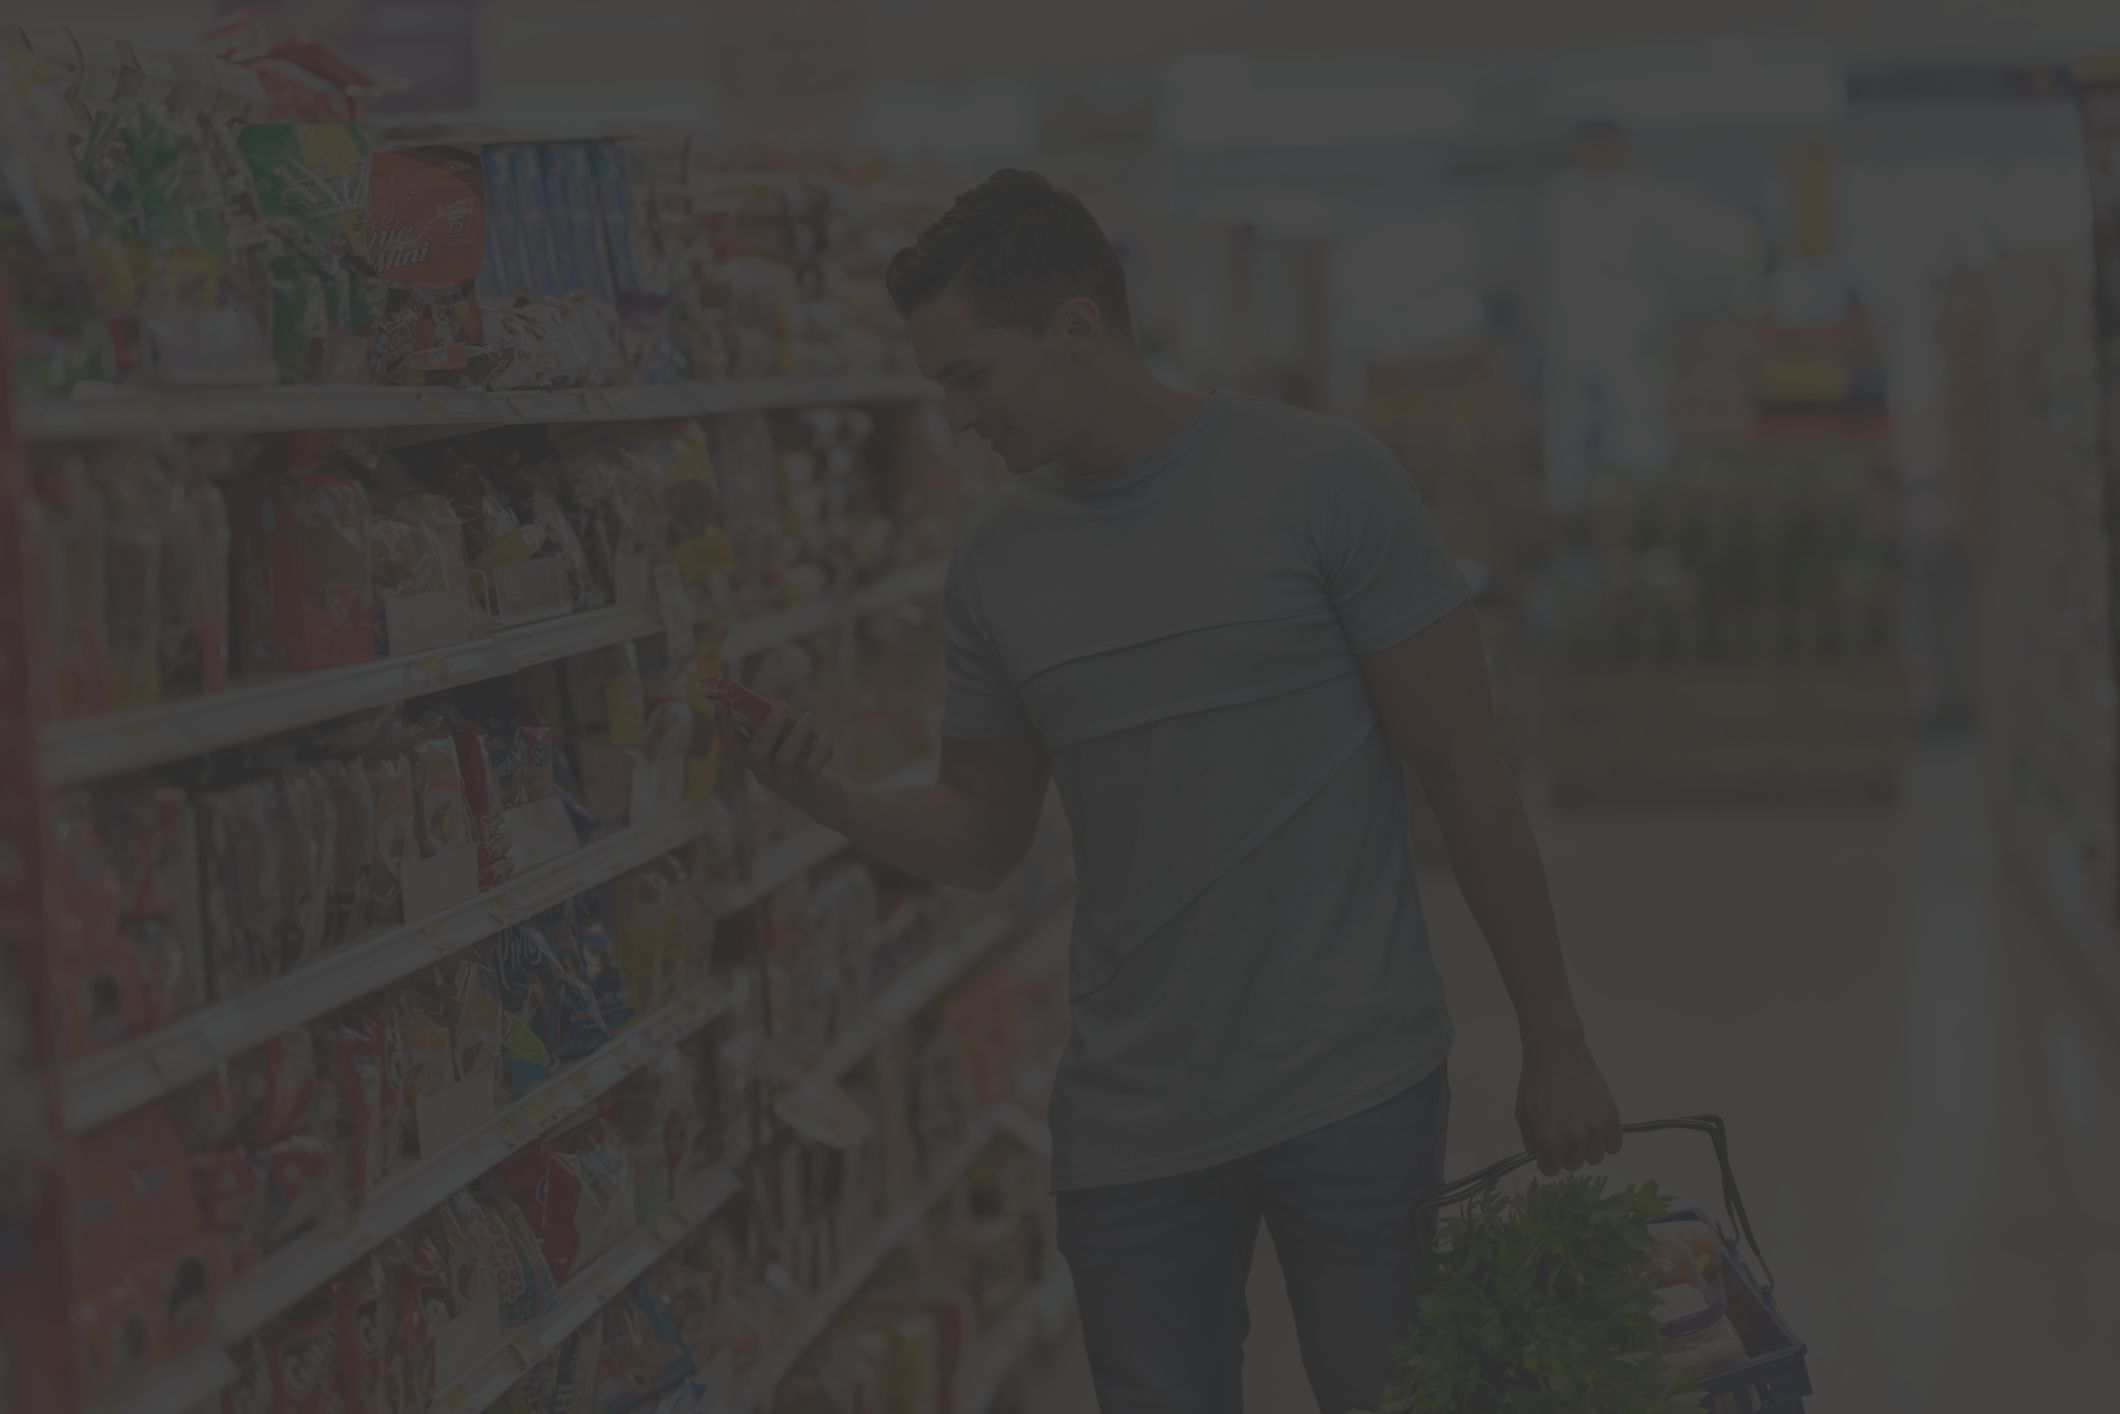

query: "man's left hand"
xmin=1515 ymin=1031 xmax=1623 ymax=1176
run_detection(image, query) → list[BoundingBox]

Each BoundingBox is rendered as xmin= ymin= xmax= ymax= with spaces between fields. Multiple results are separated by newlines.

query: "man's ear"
xmin=1052 ymin=295 xmax=1103 ymax=353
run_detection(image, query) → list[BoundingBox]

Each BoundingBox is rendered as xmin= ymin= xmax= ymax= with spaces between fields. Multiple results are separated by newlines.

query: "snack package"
xmin=494 ymin=925 xmax=560 ymax=1097
xmin=71 ymin=1267 xmax=155 ymax=1406
xmin=197 ymin=782 xmax=285 ymax=1000
xmin=539 ymin=910 xmax=619 ymax=1060
xmin=193 ymin=1146 xmax=267 ymax=1277
xmin=407 ymin=721 xmax=471 ymax=860
xmin=396 ymin=975 xmax=456 ymax=1143
xmin=318 ymin=759 xmax=376 ymax=946
xmin=385 ymin=1232 xmax=448 ymax=1413
xmin=237 ymin=122 xmax=380 ymax=383
xmin=452 ymin=948 xmax=505 ymax=1080
xmin=572 ymin=910 xmax=636 ymax=1036
xmin=258 ymin=1134 xmax=337 ymax=1252
xmin=519 ymin=721 xmax=558 ymax=801
xmin=98 ymin=777 xmax=196 ymax=920
xmin=498 ymin=1107 xmax=636 ymax=1285
xmin=50 ymin=792 xmax=147 ymax=1059
xmin=68 ymin=1106 xmax=199 ymax=1295
xmin=439 ymin=1191 xmax=556 ymax=1328
xmin=272 ymin=767 xmax=336 ymax=975
xmin=695 ymin=677 xmax=783 ymax=745
xmin=252 ymin=1027 xmax=327 ymax=1144
xmin=330 ymin=1008 xmax=396 ymax=1207
xmin=367 ymin=145 xmax=486 ymax=383
xmin=336 ymin=1256 xmax=392 ymax=1413
xmin=252 ymin=1289 xmax=345 ymax=1414
xmin=227 ymin=474 xmax=377 ymax=671
xmin=450 ymin=717 xmax=517 ymax=890
xmin=594 ymin=1283 xmax=696 ymax=1414
xmin=366 ymin=748 xmax=416 ymax=923
xmin=514 ymin=1318 xmax=604 ymax=1414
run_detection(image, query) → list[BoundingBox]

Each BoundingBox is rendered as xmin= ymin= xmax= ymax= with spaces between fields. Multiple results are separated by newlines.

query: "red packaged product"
xmin=148 ymin=1238 xmax=220 ymax=1368
xmin=369 ymin=145 xmax=487 ymax=382
xmin=123 ymin=917 xmax=199 ymax=1032
xmin=98 ymin=778 xmax=197 ymax=918
xmin=259 ymin=1135 xmax=337 ymax=1252
xmin=71 ymin=1267 xmax=153 ymax=1406
xmin=498 ymin=1106 xmax=636 ymax=1286
xmin=48 ymin=789 xmax=122 ymax=958
xmin=336 ymin=1256 xmax=391 ymax=1413
xmin=68 ymin=1107 xmax=201 ymax=1293
xmin=696 ymin=676 xmax=790 ymax=745
xmin=53 ymin=933 xmax=148 ymax=1062
xmin=407 ymin=721 xmax=471 ymax=861
xmin=331 ymin=1013 xmax=389 ymax=1207
xmin=226 ymin=472 xmax=377 ymax=671
xmin=254 ymin=1289 xmax=346 ymax=1414
xmin=252 ymin=1028 xmax=326 ymax=1144
xmin=193 ymin=1147 xmax=267 ymax=1277
xmin=450 ymin=717 xmax=516 ymax=890
xmin=387 ymin=1233 xmax=448 ymax=1414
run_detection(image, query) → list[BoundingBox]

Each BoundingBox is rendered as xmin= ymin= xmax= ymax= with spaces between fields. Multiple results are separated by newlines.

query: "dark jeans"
xmin=1055 ymin=1066 xmax=1451 ymax=1414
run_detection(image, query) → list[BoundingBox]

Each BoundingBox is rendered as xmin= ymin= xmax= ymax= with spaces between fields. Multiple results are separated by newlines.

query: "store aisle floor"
xmin=1025 ymin=738 xmax=2115 ymax=1412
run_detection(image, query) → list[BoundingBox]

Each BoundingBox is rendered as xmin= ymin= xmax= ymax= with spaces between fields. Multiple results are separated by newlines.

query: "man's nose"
xmin=942 ymin=390 xmax=978 ymax=437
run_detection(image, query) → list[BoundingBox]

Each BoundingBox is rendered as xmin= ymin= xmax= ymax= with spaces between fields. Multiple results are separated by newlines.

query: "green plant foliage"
xmin=1356 ymin=1176 xmax=1704 ymax=1414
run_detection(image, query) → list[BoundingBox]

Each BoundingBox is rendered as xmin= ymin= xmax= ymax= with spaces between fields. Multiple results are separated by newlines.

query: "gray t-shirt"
xmin=942 ymin=393 xmax=1467 ymax=1190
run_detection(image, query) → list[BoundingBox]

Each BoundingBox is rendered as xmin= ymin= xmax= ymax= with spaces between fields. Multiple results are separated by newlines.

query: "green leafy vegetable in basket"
xmin=1358 ymin=1176 xmax=1703 ymax=1414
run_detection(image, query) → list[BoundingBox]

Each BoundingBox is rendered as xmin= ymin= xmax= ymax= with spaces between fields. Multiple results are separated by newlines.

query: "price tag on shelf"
xmin=654 ymin=565 xmax=696 ymax=657
xmin=510 ymin=1333 xmax=542 ymax=1368
xmin=420 ymin=393 xmax=446 ymax=416
xmin=410 ymin=654 xmax=450 ymax=685
xmin=442 ymin=1383 xmax=473 ymax=1412
xmin=122 ymin=720 xmax=161 ymax=747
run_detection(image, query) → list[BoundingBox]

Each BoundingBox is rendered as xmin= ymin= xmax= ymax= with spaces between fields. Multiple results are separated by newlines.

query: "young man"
xmin=720 ymin=170 xmax=1623 ymax=1413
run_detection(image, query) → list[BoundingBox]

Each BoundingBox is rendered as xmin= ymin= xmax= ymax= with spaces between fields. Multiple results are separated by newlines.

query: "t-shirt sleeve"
xmin=1313 ymin=431 xmax=1470 ymax=655
xmin=941 ymin=550 xmax=1036 ymax=741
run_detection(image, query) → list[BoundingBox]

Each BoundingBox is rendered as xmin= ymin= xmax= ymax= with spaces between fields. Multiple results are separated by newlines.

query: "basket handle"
xmin=1412 ymin=1114 xmax=1777 ymax=1294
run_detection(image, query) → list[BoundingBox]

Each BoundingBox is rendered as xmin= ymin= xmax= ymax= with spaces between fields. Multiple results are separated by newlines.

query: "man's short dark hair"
xmin=886 ymin=169 xmax=1131 ymax=338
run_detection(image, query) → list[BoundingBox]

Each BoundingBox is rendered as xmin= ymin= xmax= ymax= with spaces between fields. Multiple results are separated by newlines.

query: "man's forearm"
xmin=800 ymin=777 xmax=1022 ymax=893
xmin=1420 ymin=755 xmax=1586 ymax=1051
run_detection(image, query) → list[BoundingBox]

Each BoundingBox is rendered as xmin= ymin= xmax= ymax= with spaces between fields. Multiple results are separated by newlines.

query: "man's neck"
xmin=1055 ymin=367 xmax=1212 ymax=480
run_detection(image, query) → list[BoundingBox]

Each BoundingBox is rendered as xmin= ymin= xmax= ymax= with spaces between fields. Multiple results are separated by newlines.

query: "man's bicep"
xmin=939 ymin=731 xmax=1051 ymax=847
xmin=1358 ymin=601 xmax=1502 ymax=779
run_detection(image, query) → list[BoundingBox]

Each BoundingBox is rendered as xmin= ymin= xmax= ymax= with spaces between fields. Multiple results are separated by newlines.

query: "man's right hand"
xmin=717 ymin=701 xmax=842 ymax=818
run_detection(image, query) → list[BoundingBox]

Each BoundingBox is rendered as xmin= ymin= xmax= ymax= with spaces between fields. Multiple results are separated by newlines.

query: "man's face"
xmin=909 ymin=289 xmax=1079 ymax=475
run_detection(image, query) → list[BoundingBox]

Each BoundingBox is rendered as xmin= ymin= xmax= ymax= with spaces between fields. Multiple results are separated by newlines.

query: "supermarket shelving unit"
xmin=4 ymin=363 xmax=1078 ymax=1414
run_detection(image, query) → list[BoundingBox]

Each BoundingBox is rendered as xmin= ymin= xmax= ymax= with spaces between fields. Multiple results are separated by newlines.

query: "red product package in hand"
xmin=696 ymin=676 xmax=780 ymax=742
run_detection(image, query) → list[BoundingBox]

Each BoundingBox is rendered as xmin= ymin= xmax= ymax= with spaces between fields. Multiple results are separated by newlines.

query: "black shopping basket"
xmin=1414 ymin=1115 xmax=1813 ymax=1414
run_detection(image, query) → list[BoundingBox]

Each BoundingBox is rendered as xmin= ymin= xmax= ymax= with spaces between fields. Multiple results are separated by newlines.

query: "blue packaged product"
xmin=476 ymin=145 xmax=519 ymax=302
xmin=594 ymin=1282 xmax=696 ymax=1414
xmin=503 ymin=146 xmax=565 ymax=298
xmin=572 ymin=909 xmax=635 ymax=1034
xmin=494 ymin=922 xmax=560 ymax=1095
xmin=537 ymin=907 xmax=617 ymax=1059
xmin=539 ymin=142 xmax=618 ymax=305
xmin=590 ymin=142 xmax=647 ymax=294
